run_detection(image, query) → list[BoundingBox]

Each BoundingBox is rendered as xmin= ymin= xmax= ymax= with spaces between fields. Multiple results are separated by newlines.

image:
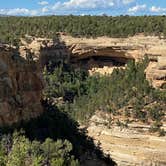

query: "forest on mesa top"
xmin=1 ymin=15 xmax=166 ymax=45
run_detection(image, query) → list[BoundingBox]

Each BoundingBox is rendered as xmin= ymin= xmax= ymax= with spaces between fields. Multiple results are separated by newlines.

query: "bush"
xmin=159 ymin=129 xmax=165 ymax=137
xmin=149 ymin=121 xmax=162 ymax=133
xmin=148 ymin=104 xmax=164 ymax=121
xmin=0 ymin=131 xmax=79 ymax=166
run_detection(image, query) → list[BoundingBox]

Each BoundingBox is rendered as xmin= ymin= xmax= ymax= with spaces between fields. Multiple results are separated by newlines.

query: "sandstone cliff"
xmin=0 ymin=44 xmax=43 ymax=125
xmin=61 ymin=35 xmax=166 ymax=88
xmin=0 ymin=36 xmax=70 ymax=125
xmin=19 ymin=35 xmax=166 ymax=89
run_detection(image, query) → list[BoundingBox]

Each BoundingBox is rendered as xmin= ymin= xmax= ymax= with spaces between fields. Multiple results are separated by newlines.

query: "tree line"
xmin=1 ymin=15 xmax=166 ymax=45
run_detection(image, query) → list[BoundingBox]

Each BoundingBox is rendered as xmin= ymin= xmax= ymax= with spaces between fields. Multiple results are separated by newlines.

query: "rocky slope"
xmin=87 ymin=112 xmax=166 ymax=166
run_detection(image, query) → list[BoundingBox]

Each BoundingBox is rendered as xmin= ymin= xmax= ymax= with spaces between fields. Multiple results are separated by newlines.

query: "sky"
xmin=0 ymin=0 xmax=166 ymax=16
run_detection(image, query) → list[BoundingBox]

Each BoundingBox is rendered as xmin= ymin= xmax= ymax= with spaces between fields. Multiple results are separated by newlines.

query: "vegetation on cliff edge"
xmin=1 ymin=15 xmax=166 ymax=45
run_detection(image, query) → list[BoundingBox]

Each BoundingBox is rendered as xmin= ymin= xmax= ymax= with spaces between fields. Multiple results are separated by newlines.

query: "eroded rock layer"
xmin=61 ymin=35 xmax=166 ymax=88
xmin=18 ymin=35 xmax=166 ymax=89
xmin=146 ymin=56 xmax=166 ymax=88
xmin=87 ymin=112 xmax=166 ymax=166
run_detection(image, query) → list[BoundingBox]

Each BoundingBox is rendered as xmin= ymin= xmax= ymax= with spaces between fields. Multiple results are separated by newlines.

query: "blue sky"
xmin=0 ymin=0 xmax=166 ymax=16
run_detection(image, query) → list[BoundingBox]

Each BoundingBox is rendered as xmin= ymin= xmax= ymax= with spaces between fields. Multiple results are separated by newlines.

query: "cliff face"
xmin=60 ymin=35 xmax=166 ymax=165
xmin=19 ymin=35 xmax=166 ymax=89
xmin=0 ymin=44 xmax=43 ymax=125
xmin=61 ymin=35 xmax=166 ymax=88
xmin=0 ymin=37 xmax=70 ymax=125
xmin=146 ymin=56 xmax=166 ymax=88
xmin=20 ymin=37 xmax=69 ymax=67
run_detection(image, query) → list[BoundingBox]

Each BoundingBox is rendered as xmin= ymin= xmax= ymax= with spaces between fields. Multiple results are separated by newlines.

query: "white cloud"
xmin=0 ymin=0 xmax=147 ymax=16
xmin=38 ymin=1 xmax=49 ymax=6
xmin=52 ymin=0 xmax=115 ymax=10
xmin=42 ymin=7 xmax=49 ymax=13
xmin=50 ymin=0 xmax=138 ymax=13
xmin=0 ymin=8 xmax=38 ymax=16
xmin=150 ymin=6 xmax=166 ymax=13
xmin=128 ymin=4 xmax=146 ymax=13
xmin=122 ymin=0 xmax=135 ymax=5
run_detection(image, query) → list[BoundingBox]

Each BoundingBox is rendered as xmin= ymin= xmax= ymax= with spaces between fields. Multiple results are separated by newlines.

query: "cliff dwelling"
xmin=71 ymin=55 xmax=128 ymax=75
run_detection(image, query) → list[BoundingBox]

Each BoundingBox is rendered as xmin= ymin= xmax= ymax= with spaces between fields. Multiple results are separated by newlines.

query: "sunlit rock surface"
xmin=61 ymin=35 xmax=166 ymax=88
xmin=87 ymin=112 xmax=166 ymax=166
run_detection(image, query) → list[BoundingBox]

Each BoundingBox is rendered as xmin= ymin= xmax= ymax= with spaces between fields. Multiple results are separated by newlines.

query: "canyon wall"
xmin=0 ymin=34 xmax=165 ymax=125
xmin=61 ymin=35 xmax=166 ymax=88
xmin=19 ymin=34 xmax=166 ymax=89
xmin=0 ymin=44 xmax=43 ymax=125
xmin=0 ymin=37 xmax=69 ymax=126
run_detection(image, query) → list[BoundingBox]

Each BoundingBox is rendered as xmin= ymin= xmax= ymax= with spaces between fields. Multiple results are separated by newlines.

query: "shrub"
xmin=0 ymin=131 xmax=79 ymax=166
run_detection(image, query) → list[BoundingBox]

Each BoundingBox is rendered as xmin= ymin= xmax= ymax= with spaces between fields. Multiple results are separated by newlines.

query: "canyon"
xmin=20 ymin=34 xmax=166 ymax=90
xmin=0 ymin=35 xmax=166 ymax=165
xmin=20 ymin=34 xmax=166 ymax=87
